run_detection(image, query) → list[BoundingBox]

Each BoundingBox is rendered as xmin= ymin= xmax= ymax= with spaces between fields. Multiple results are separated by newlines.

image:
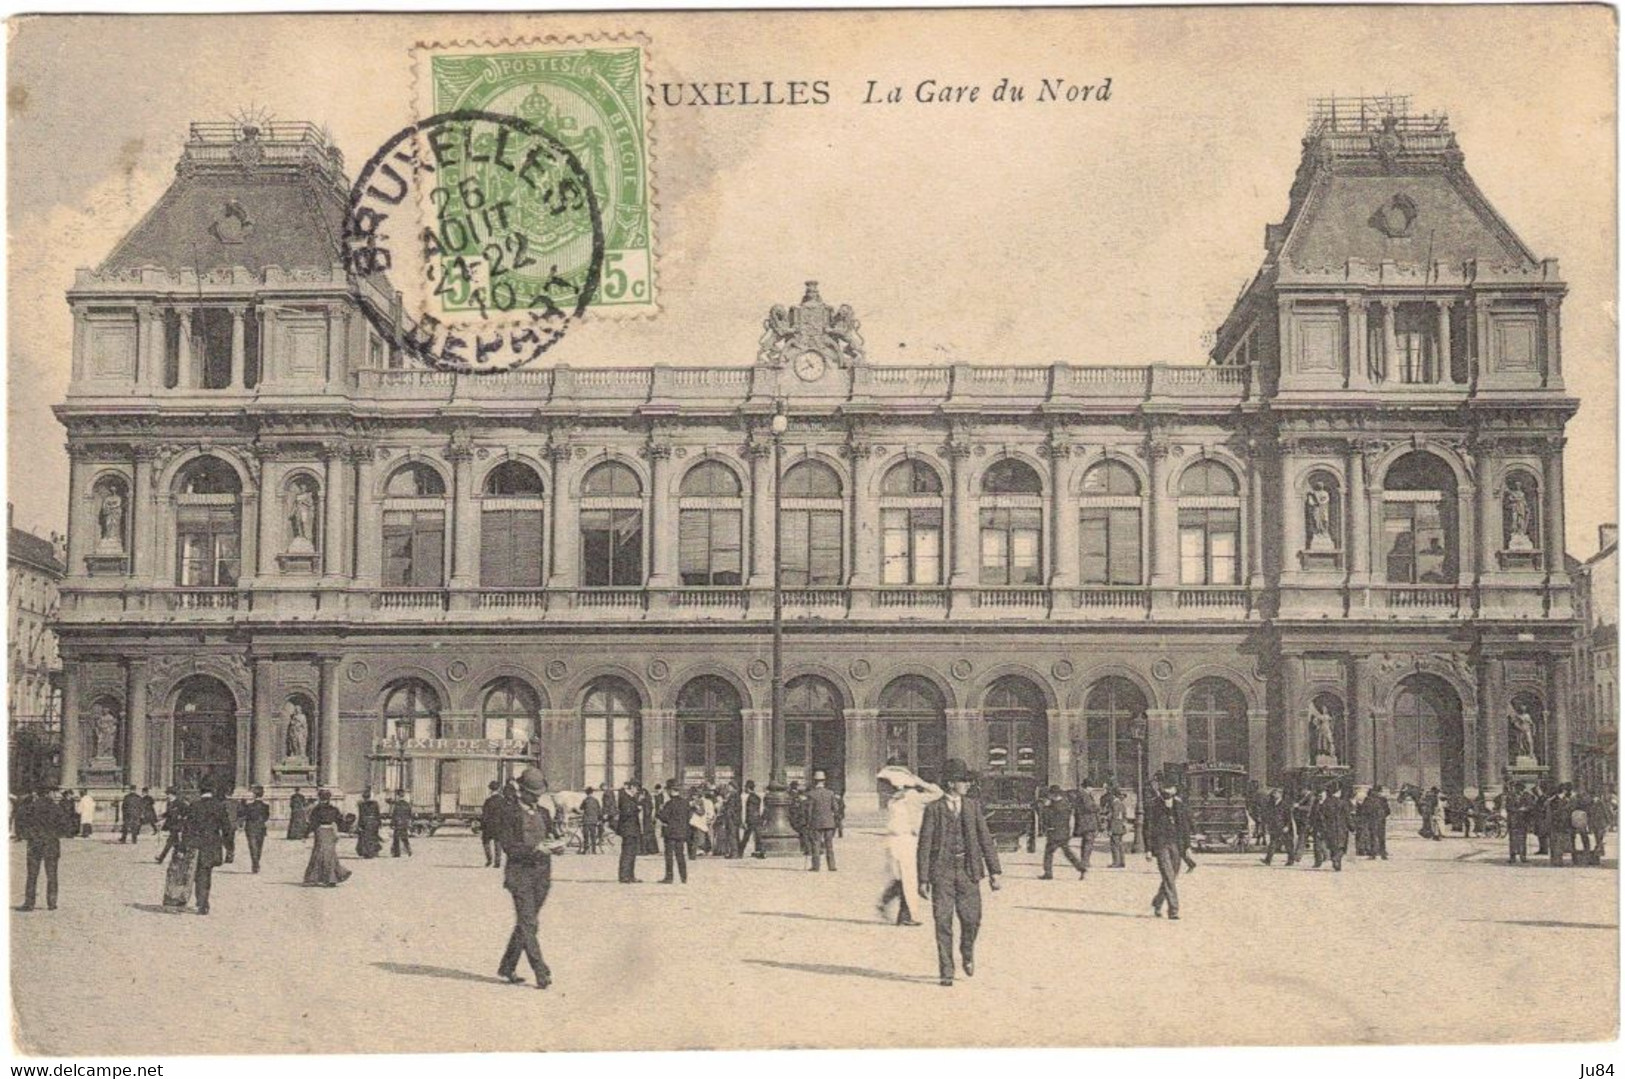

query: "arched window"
xmin=582 ymin=678 xmax=641 ymax=791
xmin=784 ymin=675 xmax=844 ymax=789
xmin=481 ymin=462 xmax=546 ymax=589
xmin=880 ymin=460 xmax=944 ymax=585
xmin=679 ymin=461 xmax=743 ymax=587
xmin=1080 ymin=460 xmax=1143 ymax=585
xmin=174 ymin=457 xmax=242 ymax=587
xmin=980 ymin=459 xmax=1044 ymax=586
xmin=983 ymin=676 xmax=1046 ymax=779
xmin=1392 ymin=674 xmax=1463 ymax=792
xmin=878 ymin=675 xmax=948 ymax=785
xmin=481 ymin=678 xmax=539 ymax=741
xmin=781 ymin=460 xmax=844 ymax=588
xmin=581 ymin=461 xmax=644 ymax=587
xmin=1177 ymin=461 xmax=1241 ymax=585
xmin=676 ymin=676 xmax=743 ymax=787
xmin=1083 ymin=677 xmax=1147 ymax=788
xmin=1303 ymin=469 xmax=1343 ymax=555
xmin=383 ymin=679 xmax=441 ymax=741
xmin=382 ymin=463 xmax=447 ymax=588
xmin=1382 ymin=453 xmax=1458 ymax=584
xmin=1501 ymin=469 xmax=1542 ymax=556
xmin=1183 ymin=678 xmax=1248 ymax=770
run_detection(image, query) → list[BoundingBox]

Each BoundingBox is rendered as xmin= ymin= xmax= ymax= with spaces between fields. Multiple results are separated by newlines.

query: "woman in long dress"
xmin=638 ymin=785 xmax=659 ymax=855
xmin=286 ymin=788 xmax=310 ymax=841
xmin=303 ymin=790 xmax=352 ymax=886
xmin=875 ymin=765 xmax=943 ymax=926
xmin=713 ymin=784 xmax=740 ymax=859
xmin=355 ymin=790 xmax=383 ymax=858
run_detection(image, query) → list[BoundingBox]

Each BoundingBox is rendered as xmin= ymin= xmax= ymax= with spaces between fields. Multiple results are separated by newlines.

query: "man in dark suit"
xmin=1038 ymin=786 xmax=1086 ymax=879
xmin=1360 ymin=785 xmax=1391 ymax=860
xmin=1506 ymin=782 xmax=1531 ymax=864
xmin=141 ymin=788 xmax=159 ymax=835
xmin=156 ymin=788 xmax=189 ymax=864
xmin=742 ymin=780 xmax=763 ymax=858
xmin=580 ymin=787 xmax=603 ymax=853
xmin=241 ymin=785 xmax=270 ymax=873
xmin=1071 ymin=783 xmax=1099 ymax=871
xmin=1260 ymin=788 xmax=1292 ymax=865
xmin=15 ymin=786 xmax=68 ymax=911
xmin=389 ymin=790 xmax=414 ymax=857
xmin=1144 ymin=776 xmax=1193 ymax=920
xmin=179 ymin=783 xmax=234 ymax=915
xmin=806 ymin=771 xmax=840 ymax=871
xmin=657 ymin=779 xmax=692 ymax=883
xmin=1316 ymin=786 xmax=1352 ymax=871
xmin=480 ymin=781 xmax=506 ymax=868
xmin=497 ymin=766 xmax=563 ymax=990
xmin=615 ymin=778 xmax=643 ymax=883
xmin=1289 ymin=788 xmax=1315 ymax=865
xmin=917 ymin=758 xmax=1001 ymax=987
xmin=119 ymin=786 xmax=144 ymax=845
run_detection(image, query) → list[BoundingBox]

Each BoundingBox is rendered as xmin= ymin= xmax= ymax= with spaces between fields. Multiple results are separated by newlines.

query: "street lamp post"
xmin=756 ymin=407 xmax=801 ymax=855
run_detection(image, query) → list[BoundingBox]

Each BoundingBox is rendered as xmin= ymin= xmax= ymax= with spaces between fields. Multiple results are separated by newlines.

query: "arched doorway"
xmin=676 ymin=676 xmax=743 ymax=787
xmin=983 ymin=676 xmax=1047 ymax=785
xmin=878 ymin=676 xmax=948 ymax=786
xmin=785 ymin=675 xmax=844 ymax=791
xmin=172 ymin=675 xmax=237 ymax=794
xmin=1392 ymin=675 xmax=1465 ymax=793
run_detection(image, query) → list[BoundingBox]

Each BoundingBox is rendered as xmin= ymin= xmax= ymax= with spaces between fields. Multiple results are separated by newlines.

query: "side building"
xmin=9 ymin=505 xmax=66 ymax=790
xmin=53 ymin=102 xmax=1579 ymax=818
xmin=1572 ymin=525 xmax=1617 ymax=792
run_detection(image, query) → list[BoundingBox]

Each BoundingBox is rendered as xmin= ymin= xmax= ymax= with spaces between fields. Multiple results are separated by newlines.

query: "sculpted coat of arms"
xmin=757 ymin=280 xmax=866 ymax=371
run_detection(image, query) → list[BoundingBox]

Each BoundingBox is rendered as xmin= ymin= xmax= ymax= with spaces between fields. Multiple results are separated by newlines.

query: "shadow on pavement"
xmin=742 ymin=910 xmax=889 ymax=928
xmin=1017 ymin=905 xmax=1152 ymax=920
xmin=128 ymin=903 xmax=187 ymax=916
xmin=742 ymin=959 xmax=937 ymax=985
xmin=1463 ymin=919 xmax=1617 ymax=931
xmin=373 ymin=962 xmax=515 ymax=986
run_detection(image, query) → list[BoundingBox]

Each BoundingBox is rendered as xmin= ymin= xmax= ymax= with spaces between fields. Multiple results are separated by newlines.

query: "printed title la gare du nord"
xmin=653 ymin=76 xmax=1114 ymax=106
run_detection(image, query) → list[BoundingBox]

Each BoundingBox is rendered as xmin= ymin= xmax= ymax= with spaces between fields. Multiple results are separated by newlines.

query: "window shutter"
xmin=1109 ymin=508 xmax=1142 ymax=585
xmin=679 ymin=510 xmax=709 ymax=580
xmin=514 ymin=509 xmax=544 ymax=587
xmin=781 ymin=509 xmax=810 ymax=587
xmin=714 ymin=510 xmax=743 ymax=583
xmin=481 ymin=509 xmax=513 ymax=588
xmin=413 ymin=512 xmax=445 ymax=588
xmin=809 ymin=510 xmax=842 ymax=584
xmin=383 ymin=517 xmax=413 ymax=587
xmin=610 ymin=509 xmax=643 ymax=585
xmin=1080 ymin=510 xmax=1109 ymax=585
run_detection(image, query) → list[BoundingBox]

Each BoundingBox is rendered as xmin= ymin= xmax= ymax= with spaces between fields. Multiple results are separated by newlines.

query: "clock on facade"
xmin=793 ymin=351 xmax=827 ymax=381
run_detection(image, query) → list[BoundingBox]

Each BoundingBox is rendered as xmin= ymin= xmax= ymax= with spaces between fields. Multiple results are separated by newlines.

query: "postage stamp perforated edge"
xmin=407 ymin=32 xmax=661 ymax=325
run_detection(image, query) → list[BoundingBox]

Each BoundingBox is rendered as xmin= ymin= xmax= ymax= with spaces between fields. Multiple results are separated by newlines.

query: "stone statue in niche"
xmin=91 ymin=703 xmax=120 ymax=762
xmin=95 ymin=486 xmax=126 ymax=553
xmin=1308 ymin=698 xmax=1338 ymax=763
xmin=287 ymin=477 xmax=318 ymax=554
xmin=1508 ymin=706 xmax=1538 ymax=763
xmin=284 ymin=701 xmax=310 ymax=760
xmin=1305 ymin=478 xmax=1335 ymax=552
xmin=1504 ymin=480 xmax=1535 ymax=552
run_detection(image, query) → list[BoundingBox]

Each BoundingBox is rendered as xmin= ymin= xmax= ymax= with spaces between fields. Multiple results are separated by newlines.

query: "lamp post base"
xmin=755 ymin=782 xmax=803 ymax=856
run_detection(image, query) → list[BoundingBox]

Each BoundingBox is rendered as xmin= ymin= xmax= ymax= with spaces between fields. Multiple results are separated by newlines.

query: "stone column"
xmin=70 ymin=308 xmax=87 ymax=382
xmin=1379 ymin=300 xmax=1398 ymax=385
xmin=239 ymin=492 xmax=260 ymax=590
xmin=1543 ymin=296 xmax=1563 ymax=386
xmin=138 ymin=305 xmax=164 ymax=389
xmin=548 ymin=448 xmax=579 ymax=589
xmin=1472 ymin=297 xmax=1491 ymax=389
xmin=746 ymin=438 xmax=773 ymax=588
xmin=1247 ymin=707 xmax=1267 ymax=785
xmin=1049 ymin=443 xmax=1080 ymax=589
xmin=645 ymin=441 xmax=675 ymax=587
xmin=844 ymin=708 xmax=880 ymax=807
xmin=255 ymin=456 xmax=280 ymax=577
xmin=1148 ymin=442 xmax=1177 ymax=589
xmin=1482 ymin=656 xmax=1506 ymax=785
xmin=741 ymin=709 xmax=773 ymax=788
xmin=60 ymin=669 xmax=81 ymax=788
xmin=64 ymin=450 xmax=87 ymax=576
xmin=252 ymin=657 xmax=275 ymax=787
xmin=1475 ymin=440 xmax=1498 ymax=579
xmin=1048 ymin=709 xmax=1077 ymax=787
xmin=1462 ymin=706 xmax=1480 ymax=791
xmin=322 ymin=445 xmax=346 ymax=579
xmin=537 ymin=710 xmax=579 ymax=791
xmin=1352 ymin=654 xmax=1376 ymax=785
xmin=1347 ymin=299 xmax=1370 ymax=390
xmin=448 ymin=440 xmax=477 ymax=590
xmin=132 ymin=448 xmax=156 ymax=581
xmin=230 ymin=307 xmax=246 ymax=389
xmin=125 ymin=658 xmax=149 ymax=789
xmin=946 ymin=708 xmax=982 ymax=770
xmin=175 ymin=306 xmax=195 ymax=389
xmin=1543 ymin=440 xmax=1567 ymax=573
xmin=642 ymin=710 xmax=676 ymax=787
xmin=1282 ymin=653 xmax=1307 ymax=769
xmin=352 ymin=446 xmax=381 ymax=583
xmin=848 ymin=440 xmax=878 ymax=589
xmin=319 ymin=657 xmax=341 ymax=789
xmin=1347 ymin=441 xmax=1369 ymax=581
xmin=948 ymin=439 xmax=976 ymax=587
xmin=1246 ymin=439 xmax=1264 ymax=588
xmin=1436 ymin=300 xmax=1455 ymax=385
xmin=1551 ymin=656 xmax=1574 ymax=782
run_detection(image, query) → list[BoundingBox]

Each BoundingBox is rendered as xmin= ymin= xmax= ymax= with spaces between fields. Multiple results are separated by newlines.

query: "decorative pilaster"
xmin=642 ymin=709 xmax=677 ymax=786
xmin=175 ymin=306 xmax=196 ymax=389
xmin=546 ymin=443 xmax=576 ymax=588
xmin=322 ymin=443 xmax=347 ymax=579
xmin=230 ymin=307 xmax=247 ymax=388
xmin=843 ymin=708 xmax=880 ymax=805
xmin=1351 ymin=653 xmax=1375 ymax=786
xmin=1347 ymin=299 xmax=1370 ymax=390
xmin=1048 ymin=708 xmax=1079 ymax=787
xmin=1347 ymin=440 xmax=1370 ymax=582
xmin=845 ymin=437 xmax=878 ymax=589
xmin=1474 ymin=437 xmax=1497 ymax=582
xmin=60 ymin=671 xmax=81 ymax=787
xmin=132 ymin=446 xmax=157 ymax=581
xmin=1543 ymin=437 xmax=1567 ymax=575
xmin=252 ymin=656 xmax=275 ymax=787
xmin=1379 ymin=299 xmax=1398 ymax=384
xmin=1147 ymin=439 xmax=1176 ymax=589
xmin=1436 ymin=300 xmax=1455 ymax=384
xmin=1044 ymin=437 xmax=1079 ymax=589
xmin=947 ymin=433 xmax=976 ymax=587
xmin=644 ymin=439 xmax=675 ymax=587
xmin=1552 ymin=655 xmax=1574 ymax=782
xmin=138 ymin=305 xmax=164 ymax=389
xmin=741 ymin=709 xmax=773 ymax=789
xmin=1282 ymin=655 xmax=1307 ymax=769
xmin=746 ymin=434 xmax=774 ymax=588
xmin=1543 ymin=295 xmax=1562 ymax=387
xmin=125 ymin=658 xmax=149 ymax=789
xmin=1481 ymin=655 xmax=1506 ymax=786
xmin=319 ymin=656 xmax=341 ymax=789
xmin=350 ymin=444 xmax=381 ymax=583
xmin=447 ymin=434 xmax=477 ymax=589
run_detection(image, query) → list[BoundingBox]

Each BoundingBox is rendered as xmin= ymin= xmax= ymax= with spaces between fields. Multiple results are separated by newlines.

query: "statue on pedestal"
xmin=287 ymin=478 xmax=318 ymax=554
xmin=284 ymin=702 xmax=310 ymax=761
xmin=1508 ymin=706 xmax=1538 ymax=763
xmin=1505 ymin=482 xmax=1535 ymax=552
xmin=96 ymin=488 xmax=126 ymax=553
xmin=1308 ymin=699 xmax=1338 ymax=763
xmin=1305 ymin=479 xmax=1335 ymax=552
xmin=91 ymin=704 xmax=120 ymax=763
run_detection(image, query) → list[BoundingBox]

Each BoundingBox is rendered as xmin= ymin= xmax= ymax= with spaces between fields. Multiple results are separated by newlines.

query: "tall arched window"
xmin=481 ymin=462 xmax=546 ymax=588
xmin=880 ymin=459 xmax=943 ymax=585
xmin=1183 ymin=677 xmax=1248 ymax=769
xmin=581 ymin=462 xmax=644 ymax=587
xmin=676 ymin=676 xmax=743 ymax=786
xmin=1383 ymin=453 xmax=1458 ymax=584
xmin=983 ymin=676 xmax=1046 ymax=780
xmin=1392 ymin=674 xmax=1463 ymax=791
xmin=582 ymin=678 xmax=641 ymax=790
xmin=678 ymin=461 xmax=743 ymax=586
xmin=481 ymin=678 xmax=539 ymax=741
xmin=785 ymin=675 xmax=844 ymax=789
xmin=383 ymin=679 xmax=442 ymax=740
xmin=174 ymin=457 xmax=242 ymax=587
xmin=980 ymin=459 xmax=1044 ymax=586
xmin=382 ymin=462 xmax=448 ymax=588
xmin=1177 ymin=460 xmax=1241 ymax=585
xmin=781 ymin=460 xmax=844 ymax=588
xmin=1083 ymin=676 xmax=1147 ymax=788
xmin=878 ymin=675 xmax=948 ymax=785
xmin=1080 ymin=460 xmax=1143 ymax=585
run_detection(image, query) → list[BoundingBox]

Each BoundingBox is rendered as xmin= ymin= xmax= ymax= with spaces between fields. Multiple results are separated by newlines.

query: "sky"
xmin=6 ymin=8 xmax=1616 ymax=556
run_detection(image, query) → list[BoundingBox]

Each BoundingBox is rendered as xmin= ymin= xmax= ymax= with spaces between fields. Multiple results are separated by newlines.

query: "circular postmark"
xmin=342 ymin=110 xmax=605 ymax=374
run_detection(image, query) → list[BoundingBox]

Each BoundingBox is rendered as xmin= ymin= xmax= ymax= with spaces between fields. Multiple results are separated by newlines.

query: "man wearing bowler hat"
xmin=498 ymin=765 xmax=565 ymax=989
xmin=1144 ymin=774 xmax=1193 ymax=920
xmin=241 ymin=785 xmax=270 ymax=873
xmin=916 ymin=758 xmax=1001 ymax=987
xmin=805 ymin=770 xmax=840 ymax=871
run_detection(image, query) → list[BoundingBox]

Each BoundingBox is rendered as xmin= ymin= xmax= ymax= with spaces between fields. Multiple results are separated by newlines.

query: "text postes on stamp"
xmin=421 ymin=40 xmax=655 ymax=316
xmin=342 ymin=111 xmax=605 ymax=373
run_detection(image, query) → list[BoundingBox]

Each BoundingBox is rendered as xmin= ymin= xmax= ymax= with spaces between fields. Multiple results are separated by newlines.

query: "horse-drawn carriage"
xmin=1168 ymin=762 xmax=1257 ymax=852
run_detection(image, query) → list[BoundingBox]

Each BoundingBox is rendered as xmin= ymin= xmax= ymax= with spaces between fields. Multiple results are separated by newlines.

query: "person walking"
xmin=389 ymin=790 xmax=414 ymax=857
xmin=1316 ymin=786 xmax=1351 ymax=871
xmin=1144 ymin=777 xmax=1193 ymax=920
xmin=76 ymin=789 xmax=96 ymax=838
xmin=179 ymin=783 xmax=234 ymax=915
xmin=1103 ymin=786 xmax=1129 ymax=867
xmin=1038 ymin=785 xmax=1087 ymax=879
xmin=638 ymin=783 xmax=659 ymax=857
xmin=242 ymin=786 xmax=270 ymax=873
xmin=1589 ymin=789 xmax=1614 ymax=863
xmin=1366 ymin=785 xmax=1391 ymax=860
xmin=1547 ymin=784 xmax=1575 ymax=866
xmin=141 ymin=788 xmax=159 ymax=835
xmin=1261 ymin=788 xmax=1292 ymax=865
xmin=1289 ymin=788 xmax=1315 ymax=865
xmin=496 ymin=766 xmax=564 ymax=990
xmin=480 ymin=781 xmax=506 ymax=867
xmin=806 ymin=771 xmax=840 ymax=871
xmin=742 ymin=780 xmax=763 ymax=857
xmin=356 ymin=788 xmax=383 ymax=859
xmin=1071 ymin=782 xmax=1099 ymax=872
xmin=285 ymin=787 xmax=310 ymax=841
xmin=916 ymin=759 xmax=1001 ymax=987
xmin=615 ymin=778 xmax=643 ymax=883
xmin=15 ymin=786 xmax=68 ymax=911
xmin=580 ymin=787 xmax=603 ymax=854
xmin=156 ymin=789 xmax=190 ymax=864
xmin=658 ymin=780 xmax=692 ymax=883
xmin=876 ymin=765 xmax=939 ymax=927
xmin=1506 ymin=782 xmax=1532 ymax=864
xmin=719 ymin=783 xmax=743 ymax=858
xmin=302 ymin=790 xmax=351 ymax=887
xmin=119 ymin=786 xmax=144 ymax=845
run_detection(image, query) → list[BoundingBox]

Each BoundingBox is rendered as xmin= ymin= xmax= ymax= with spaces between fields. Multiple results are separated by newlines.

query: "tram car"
xmin=366 ymin=734 xmax=541 ymax=835
xmin=978 ymin=772 xmax=1044 ymax=851
xmin=1168 ymin=762 xmax=1256 ymax=852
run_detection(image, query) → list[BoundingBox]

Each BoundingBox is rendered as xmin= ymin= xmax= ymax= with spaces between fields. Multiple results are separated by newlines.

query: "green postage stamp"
xmin=416 ymin=37 xmax=656 ymax=317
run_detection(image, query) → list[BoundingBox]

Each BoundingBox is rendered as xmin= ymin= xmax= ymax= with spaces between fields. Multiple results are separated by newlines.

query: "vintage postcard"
xmin=5 ymin=6 xmax=1617 ymax=1062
